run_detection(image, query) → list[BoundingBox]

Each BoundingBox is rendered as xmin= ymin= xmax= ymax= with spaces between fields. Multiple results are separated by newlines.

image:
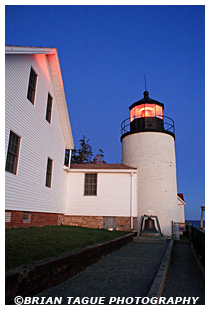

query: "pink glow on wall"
xmin=34 ymin=54 xmax=50 ymax=82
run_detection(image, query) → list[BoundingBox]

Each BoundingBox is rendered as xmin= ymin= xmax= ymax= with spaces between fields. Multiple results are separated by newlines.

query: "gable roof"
xmin=177 ymin=193 xmax=184 ymax=201
xmin=70 ymin=163 xmax=137 ymax=170
xmin=5 ymin=45 xmax=74 ymax=149
xmin=177 ymin=193 xmax=186 ymax=205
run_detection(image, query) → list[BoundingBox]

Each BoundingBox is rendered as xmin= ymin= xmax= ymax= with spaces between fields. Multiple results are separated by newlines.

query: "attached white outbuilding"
xmin=64 ymin=164 xmax=137 ymax=230
xmin=63 ymin=163 xmax=185 ymax=234
xmin=177 ymin=193 xmax=186 ymax=224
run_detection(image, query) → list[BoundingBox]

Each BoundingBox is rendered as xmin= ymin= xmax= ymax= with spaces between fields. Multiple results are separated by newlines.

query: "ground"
xmin=5 ymin=225 xmax=128 ymax=271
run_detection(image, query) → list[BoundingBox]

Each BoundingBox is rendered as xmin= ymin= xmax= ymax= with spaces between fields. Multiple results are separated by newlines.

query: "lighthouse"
xmin=121 ymin=90 xmax=178 ymax=237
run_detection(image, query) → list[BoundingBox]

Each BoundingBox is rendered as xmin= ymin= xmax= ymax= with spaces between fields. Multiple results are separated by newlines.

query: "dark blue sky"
xmin=5 ymin=5 xmax=205 ymax=220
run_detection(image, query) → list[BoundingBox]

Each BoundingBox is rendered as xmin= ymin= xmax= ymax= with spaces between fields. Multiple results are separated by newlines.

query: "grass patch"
xmin=5 ymin=226 xmax=128 ymax=271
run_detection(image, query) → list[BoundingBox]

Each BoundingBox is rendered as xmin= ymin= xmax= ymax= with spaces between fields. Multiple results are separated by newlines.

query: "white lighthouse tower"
xmin=121 ymin=90 xmax=178 ymax=237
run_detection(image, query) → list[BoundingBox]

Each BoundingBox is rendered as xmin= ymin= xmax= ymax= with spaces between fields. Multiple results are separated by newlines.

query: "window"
xmin=27 ymin=67 xmax=37 ymax=104
xmin=5 ymin=211 xmax=11 ymax=223
xmin=45 ymin=158 xmax=53 ymax=187
xmin=23 ymin=212 xmax=31 ymax=223
xmin=46 ymin=93 xmax=53 ymax=123
xmin=84 ymin=173 xmax=97 ymax=196
xmin=5 ymin=131 xmax=21 ymax=175
xmin=64 ymin=149 xmax=70 ymax=167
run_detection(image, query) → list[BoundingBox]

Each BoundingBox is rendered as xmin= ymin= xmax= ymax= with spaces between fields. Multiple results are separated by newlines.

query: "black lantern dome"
xmin=129 ymin=90 xmax=164 ymax=110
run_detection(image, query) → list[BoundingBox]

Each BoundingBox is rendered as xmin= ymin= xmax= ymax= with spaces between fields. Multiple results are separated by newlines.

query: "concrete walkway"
xmin=36 ymin=239 xmax=205 ymax=305
xmin=38 ymin=241 xmax=168 ymax=305
xmin=162 ymin=240 xmax=205 ymax=305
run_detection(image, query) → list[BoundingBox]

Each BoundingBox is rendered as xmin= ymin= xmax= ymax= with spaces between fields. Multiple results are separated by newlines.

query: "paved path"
xmin=162 ymin=240 xmax=205 ymax=305
xmin=38 ymin=241 xmax=168 ymax=305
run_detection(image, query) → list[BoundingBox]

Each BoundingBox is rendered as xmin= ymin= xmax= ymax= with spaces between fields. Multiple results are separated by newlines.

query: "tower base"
xmin=140 ymin=232 xmax=160 ymax=237
xmin=133 ymin=236 xmax=168 ymax=243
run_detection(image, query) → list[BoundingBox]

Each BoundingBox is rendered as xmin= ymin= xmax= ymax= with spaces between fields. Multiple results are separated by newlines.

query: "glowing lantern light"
xmin=130 ymin=104 xmax=163 ymax=121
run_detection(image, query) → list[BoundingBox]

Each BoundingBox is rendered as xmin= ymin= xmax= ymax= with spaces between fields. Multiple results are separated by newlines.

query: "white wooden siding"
xmin=5 ymin=54 xmax=68 ymax=214
xmin=65 ymin=172 xmax=137 ymax=217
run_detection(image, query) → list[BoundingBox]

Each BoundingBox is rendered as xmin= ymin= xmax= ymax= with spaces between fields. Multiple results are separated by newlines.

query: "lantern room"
xmin=130 ymin=103 xmax=163 ymax=121
xmin=129 ymin=90 xmax=164 ymax=133
xmin=120 ymin=90 xmax=175 ymax=141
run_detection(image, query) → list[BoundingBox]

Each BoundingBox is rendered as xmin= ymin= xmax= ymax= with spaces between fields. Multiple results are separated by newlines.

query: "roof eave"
xmin=5 ymin=45 xmax=56 ymax=55
xmin=47 ymin=51 xmax=74 ymax=149
xmin=64 ymin=167 xmax=137 ymax=173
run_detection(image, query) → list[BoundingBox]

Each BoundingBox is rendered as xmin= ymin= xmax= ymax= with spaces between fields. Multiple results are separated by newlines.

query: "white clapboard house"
xmin=5 ymin=45 xmax=185 ymax=237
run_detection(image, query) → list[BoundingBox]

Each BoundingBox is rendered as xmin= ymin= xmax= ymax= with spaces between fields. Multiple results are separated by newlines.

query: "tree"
xmin=71 ymin=135 xmax=106 ymax=164
xmin=92 ymin=149 xmax=106 ymax=164
xmin=71 ymin=135 xmax=93 ymax=164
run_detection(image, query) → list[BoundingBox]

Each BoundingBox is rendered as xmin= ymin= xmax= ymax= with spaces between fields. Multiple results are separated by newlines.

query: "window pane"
xmin=23 ymin=212 xmax=31 ymax=223
xmin=155 ymin=105 xmax=163 ymax=119
xmin=84 ymin=173 xmax=97 ymax=196
xmin=27 ymin=67 xmax=37 ymax=104
xmin=5 ymin=131 xmax=20 ymax=175
xmin=143 ymin=104 xmax=155 ymax=117
xmin=46 ymin=94 xmax=53 ymax=123
xmin=45 ymin=158 xmax=53 ymax=187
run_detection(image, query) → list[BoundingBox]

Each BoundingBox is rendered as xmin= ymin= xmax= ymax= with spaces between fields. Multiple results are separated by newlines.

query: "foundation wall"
xmin=5 ymin=211 xmax=137 ymax=231
xmin=5 ymin=210 xmax=60 ymax=229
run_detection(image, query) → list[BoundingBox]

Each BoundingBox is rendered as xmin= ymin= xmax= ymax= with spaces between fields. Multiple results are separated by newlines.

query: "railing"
xmin=120 ymin=115 xmax=175 ymax=136
xmin=184 ymin=224 xmax=205 ymax=267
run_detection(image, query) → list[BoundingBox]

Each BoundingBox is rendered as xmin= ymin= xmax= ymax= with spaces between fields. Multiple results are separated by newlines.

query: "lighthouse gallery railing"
xmin=121 ymin=115 xmax=175 ymax=136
